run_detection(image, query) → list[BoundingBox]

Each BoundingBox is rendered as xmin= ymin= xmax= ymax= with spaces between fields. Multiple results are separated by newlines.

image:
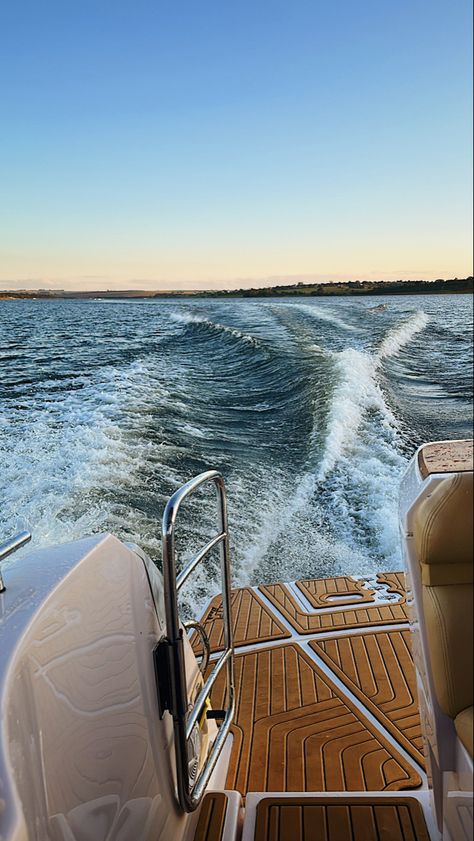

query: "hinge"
xmin=153 ymin=637 xmax=172 ymax=718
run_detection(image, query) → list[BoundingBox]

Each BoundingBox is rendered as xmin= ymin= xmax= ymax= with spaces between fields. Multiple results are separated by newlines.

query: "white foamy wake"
xmin=317 ymin=311 xmax=429 ymax=480
xmin=323 ymin=433 xmax=407 ymax=567
xmin=307 ymin=310 xmax=430 ymax=564
xmin=292 ymin=303 xmax=360 ymax=333
xmin=0 ymin=358 xmax=186 ymax=561
xmin=170 ymin=311 xmax=261 ymax=346
xmin=317 ymin=348 xmax=397 ymax=481
xmin=228 ymin=468 xmax=369 ymax=589
xmin=229 ymin=309 xmax=431 ymax=581
xmin=377 ymin=310 xmax=429 ymax=360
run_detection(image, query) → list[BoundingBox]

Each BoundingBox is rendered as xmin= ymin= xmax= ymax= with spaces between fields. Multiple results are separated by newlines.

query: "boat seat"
xmin=413 ymin=472 xmax=473 ymax=740
xmin=455 ymin=706 xmax=473 ymax=758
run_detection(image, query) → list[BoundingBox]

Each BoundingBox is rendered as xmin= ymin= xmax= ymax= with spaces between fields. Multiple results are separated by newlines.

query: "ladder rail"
xmin=0 ymin=531 xmax=32 ymax=592
xmin=161 ymin=470 xmax=235 ymax=812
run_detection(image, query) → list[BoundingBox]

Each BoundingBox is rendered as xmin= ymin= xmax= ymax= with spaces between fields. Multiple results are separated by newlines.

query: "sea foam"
xmin=317 ymin=348 xmax=397 ymax=481
xmin=292 ymin=302 xmax=360 ymax=333
xmin=378 ymin=310 xmax=429 ymax=360
xmin=311 ymin=310 xmax=429 ymax=565
xmin=170 ymin=311 xmax=261 ymax=346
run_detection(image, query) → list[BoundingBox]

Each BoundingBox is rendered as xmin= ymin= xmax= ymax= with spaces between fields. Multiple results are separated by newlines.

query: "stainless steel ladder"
xmin=0 ymin=531 xmax=31 ymax=592
xmin=156 ymin=470 xmax=235 ymax=812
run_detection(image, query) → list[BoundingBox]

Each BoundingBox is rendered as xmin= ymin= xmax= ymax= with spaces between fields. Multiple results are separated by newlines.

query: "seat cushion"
xmin=413 ymin=472 xmax=473 ymax=585
xmin=455 ymin=706 xmax=473 ymax=758
xmin=422 ymin=584 xmax=473 ymax=719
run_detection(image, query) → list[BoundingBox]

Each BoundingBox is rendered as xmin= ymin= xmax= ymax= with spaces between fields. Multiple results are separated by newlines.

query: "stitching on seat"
xmin=421 ymin=474 xmax=461 ymax=562
xmin=426 ymin=586 xmax=456 ymax=717
xmin=421 ymin=474 xmax=460 ymax=561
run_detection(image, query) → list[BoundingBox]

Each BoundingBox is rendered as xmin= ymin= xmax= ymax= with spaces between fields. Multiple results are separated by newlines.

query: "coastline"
xmin=0 ymin=276 xmax=472 ymax=301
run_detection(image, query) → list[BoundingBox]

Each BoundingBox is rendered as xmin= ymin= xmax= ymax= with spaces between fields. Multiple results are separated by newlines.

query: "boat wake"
xmin=378 ymin=310 xmax=429 ymax=359
xmin=3 ymin=294 xmax=462 ymax=616
xmin=318 ymin=310 xmax=429 ymax=479
xmin=291 ymin=302 xmax=361 ymax=333
xmin=317 ymin=348 xmax=396 ymax=482
xmin=170 ymin=310 xmax=261 ymax=347
xmin=236 ymin=309 xmax=431 ymax=579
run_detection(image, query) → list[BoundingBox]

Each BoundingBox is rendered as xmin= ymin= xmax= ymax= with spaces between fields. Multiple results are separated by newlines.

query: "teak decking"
xmin=253 ymin=797 xmax=430 ymax=841
xmin=201 ymin=571 xmax=425 ymax=799
xmin=296 ymin=575 xmax=376 ymax=609
xmin=193 ymin=587 xmax=290 ymax=654
xmin=311 ymin=629 xmax=424 ymax=766
xmin=209 ymin=643 xmax=421 ymax=795
xmin=193 ymin=792 xmax=228 ymax=841
xmin=258 ymin=582 xmax=408 ymax=635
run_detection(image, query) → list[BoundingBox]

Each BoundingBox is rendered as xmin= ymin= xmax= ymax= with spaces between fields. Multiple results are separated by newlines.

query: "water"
xmin=0 ymin=294 xmax=472 ymax=613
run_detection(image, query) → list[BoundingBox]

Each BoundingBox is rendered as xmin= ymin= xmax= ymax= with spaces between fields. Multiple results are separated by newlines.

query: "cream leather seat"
xmin=413 ymin=471 xmax=473 ymax=758
xmin=455 ymin=705 xmax=473 ymax=756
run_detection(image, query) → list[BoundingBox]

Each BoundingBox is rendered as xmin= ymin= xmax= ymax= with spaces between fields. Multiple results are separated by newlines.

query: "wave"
xmin=316 ymin=311 xmax=429 ymax=479
xmin=227 ymin=467 xmax=372 ymax=590
xmin=377 ymin=310 xmax=429 ymax=360
xmin=291 ymin=302 xmax=360 ymax=333
xmin=170 ymin=311 xmax=261 ymax=346
xmin=224 ymin=313 xmax=428 ymax=582
xmin=158 ymin=307 xmax=429 ymax=581
xmin=0 ymin=357 xmax=188 ymax=560
xmin=320 ymin=431 xmax=407 ymax=567
xmin=0 ymin=298 xmax=444 ymax=611
xmin=317 ymin=348 xmax=397 ymax=481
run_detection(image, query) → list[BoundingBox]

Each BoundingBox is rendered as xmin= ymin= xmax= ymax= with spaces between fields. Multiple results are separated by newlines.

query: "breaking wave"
xmin=378 ymin=310 xmax=429 ymax=360
xmin=292 ymin=302 xmax=361 ymax=333
xmin=317 ymin=348 xmax=397 ymax=481
xmin=317 ymin=311 xmax=429 ymax=480
xmin=170 ymin=311 xmax=261 ymax=346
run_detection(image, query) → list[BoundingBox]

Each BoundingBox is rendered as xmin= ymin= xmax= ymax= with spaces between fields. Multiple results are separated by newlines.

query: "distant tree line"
xmin=204 ymin=276 xmax=473 ymax=298
xmin=1 ymin=276 xmax=472 ymax=299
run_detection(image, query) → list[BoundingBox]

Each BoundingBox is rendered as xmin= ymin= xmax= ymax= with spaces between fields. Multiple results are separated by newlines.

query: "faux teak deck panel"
xmin=296 ymin=575 xmax=376 ymax=609
xmin=202 ymin=571 xmax=424 ymax=796
xmin=259 ymin=582 xmax=408 ymax=634
xmin=253 ymin=797 xmax=430 ymax=841
xmin=193 ymin=586 xmax=290 ymax=654
xmin=208 ymin=644 xmax=421 ymax=795
xmin=193 ymin=792 xmax=228 ymax=841
xmin=311 ymin=629 xmax=425 ymax=766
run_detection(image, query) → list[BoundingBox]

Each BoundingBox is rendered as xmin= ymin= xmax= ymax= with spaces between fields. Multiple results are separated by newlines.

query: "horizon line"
xmin=1 ymin=276 xmax=472 ymax=295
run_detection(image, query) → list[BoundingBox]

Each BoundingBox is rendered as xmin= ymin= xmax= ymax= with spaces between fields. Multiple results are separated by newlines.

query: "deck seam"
xmin=207 ymin=623 xmax=413 ymax=660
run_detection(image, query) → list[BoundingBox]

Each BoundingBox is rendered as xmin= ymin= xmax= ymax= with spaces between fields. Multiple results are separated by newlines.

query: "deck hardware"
xmin=206 ymin=709 xmax=226 ymax=720
xmin=162 ymin=470 xmax=235 ymax=812
xmin=0 ymin=531 xmax=32 ymax=592
xmin=184 ymin=620 xmax=211 ymax=674
xmin=153 ymin=638 xmax=173 ymax=718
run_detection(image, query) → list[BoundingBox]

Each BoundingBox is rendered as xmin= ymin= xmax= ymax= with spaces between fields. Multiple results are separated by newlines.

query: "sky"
xmin=1 ymin=0 xmax=472 ymax=290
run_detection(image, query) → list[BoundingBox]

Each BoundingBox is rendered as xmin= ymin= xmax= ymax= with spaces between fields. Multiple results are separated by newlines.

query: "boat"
xmin=367 ymin=304 xmax=388 ymax=313
xmin=0 ymin=438 xmax=472 ymax=841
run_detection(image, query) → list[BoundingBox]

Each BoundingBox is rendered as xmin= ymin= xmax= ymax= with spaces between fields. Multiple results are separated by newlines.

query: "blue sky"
xmin=1 ymin=0 xmax=472 ymax=289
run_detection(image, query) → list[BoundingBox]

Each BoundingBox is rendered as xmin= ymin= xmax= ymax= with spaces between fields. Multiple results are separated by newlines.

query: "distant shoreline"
xmin=0 ymin=276 xmax=472 ymax=300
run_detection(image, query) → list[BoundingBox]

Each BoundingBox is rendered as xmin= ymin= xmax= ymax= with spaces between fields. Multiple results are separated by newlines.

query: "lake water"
xmin=1 ymin=294 xmax=472 ymax=613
